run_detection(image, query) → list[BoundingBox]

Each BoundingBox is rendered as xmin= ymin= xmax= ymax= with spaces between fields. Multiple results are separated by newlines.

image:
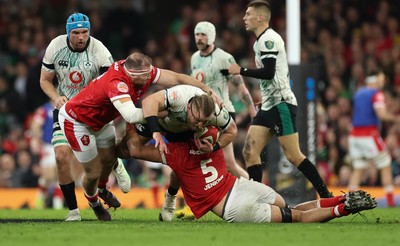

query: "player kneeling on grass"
xmin=125 ymin=125 xmax=377 ymax=223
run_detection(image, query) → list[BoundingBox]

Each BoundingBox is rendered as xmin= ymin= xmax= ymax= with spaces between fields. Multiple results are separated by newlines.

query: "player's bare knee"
xmin=84 ymin=167 xmax=102 ymax=181
xmin=285 ymin=153 xmax=305 ymax=166
xmin=54 ymin=147 xmax=70 ymax=163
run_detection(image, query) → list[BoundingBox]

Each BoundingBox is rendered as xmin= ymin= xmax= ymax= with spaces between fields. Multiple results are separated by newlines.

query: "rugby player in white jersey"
xmin=117 ymin=84 xmax=237 ymax=221
xmin=228 ymin=1 xmax=332 ymax=198
xmin=191 ymin=21 xmax=256 ymax=179
xmin=39 ymin=12 xmax=131 ymax=221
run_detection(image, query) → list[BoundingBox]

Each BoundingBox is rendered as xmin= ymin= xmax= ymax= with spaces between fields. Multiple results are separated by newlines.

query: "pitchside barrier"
xmin=0 ymin=187 xmax=398 ymax=209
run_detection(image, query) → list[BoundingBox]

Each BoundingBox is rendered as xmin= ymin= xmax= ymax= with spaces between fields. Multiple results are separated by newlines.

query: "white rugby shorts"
xmin=223 ymin=177 xmax=276 ymax=223
xmin=58 ymin=105 xmax=116 ymax=163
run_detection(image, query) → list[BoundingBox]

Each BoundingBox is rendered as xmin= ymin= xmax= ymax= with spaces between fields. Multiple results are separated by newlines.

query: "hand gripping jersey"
xmin=163 ymin=142 xmax=236 ymax=219
xmin=42 ymin=35 xmax=114 ymax=100
xmin=254 ymin=28 xmax=297 ymax=110
xmin=158 ymin=85 xmax=232 ymax=133
xmin=65 ymin=60 xmax=160 ymax=131
xmin=191 ymin=47 xmax=236 ymax=113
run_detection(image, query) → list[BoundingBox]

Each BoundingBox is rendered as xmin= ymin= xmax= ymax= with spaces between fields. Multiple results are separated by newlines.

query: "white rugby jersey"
xmin=254 ymin=28 xmax=297 ymax=110
xmin=191 ymin=48 xmax=236 ymax=112
xmin=159 ymin=85 xmax=232 ymax=133
xmin=42 ymin=35 xmax=113 ymax=100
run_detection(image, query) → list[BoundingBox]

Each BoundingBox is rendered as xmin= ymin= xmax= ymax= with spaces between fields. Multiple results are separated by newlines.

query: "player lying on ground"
xmin=125 ymin=125 xmax=377 ymax=223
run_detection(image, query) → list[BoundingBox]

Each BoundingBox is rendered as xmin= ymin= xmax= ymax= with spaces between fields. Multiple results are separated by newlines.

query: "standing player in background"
xmin=30 ymin=101 xmax=71 ymax=209
xmin=39 ymin=12 xmax=131 ymax=221
xmin=173 ymin=21 xmax=257 ymax=219
xmin=228 ymin=0 xmax=332 ymax=198
xmin=191 ymin=21 xmax=256 ymax=179
xmin=348 ymin=70 xmax=396 ymax=207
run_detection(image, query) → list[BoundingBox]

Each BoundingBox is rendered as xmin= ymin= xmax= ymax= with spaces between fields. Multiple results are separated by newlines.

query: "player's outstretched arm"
xmin=125 ymin=126 xmax=163 ymax=163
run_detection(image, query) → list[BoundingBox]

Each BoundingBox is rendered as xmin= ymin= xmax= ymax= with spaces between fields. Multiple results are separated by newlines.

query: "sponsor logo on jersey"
xmin=169 ymin=91 xmax=178 ymax=101
xmin=81 ymin=135 xmax=90 ymax=146
xmin=58 ymin=60 xmax=69 ymax=68
xmin=83 ymin=61 xmax=93 ymax=70
xmin=135 ymin=124 xmax=145 ymax=132
xmin=265 ymin=40 xmax=274 ymax=50
xmin=69 ymin=71 xmax=83 ymax=84
xmin=195 ymin=72 xmax=205 ymax=82
xmin=117 ymin=82 xmax=129 ymax=93
xmin=190 ymin=149 xmax=206 ymax=155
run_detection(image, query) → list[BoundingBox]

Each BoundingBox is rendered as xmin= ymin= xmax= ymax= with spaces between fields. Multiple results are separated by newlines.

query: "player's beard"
xmin=77 ymin=42 xmax=85 ymax=50
xmin=197 ymin=42 xmax=210 ymax=53
xmin=72 ymin=41 xmax=86 ymax=51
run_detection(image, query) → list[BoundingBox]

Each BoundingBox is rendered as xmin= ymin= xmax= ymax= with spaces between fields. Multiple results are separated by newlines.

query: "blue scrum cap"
xmin=66 ymin=13 xmax=91 ymax=38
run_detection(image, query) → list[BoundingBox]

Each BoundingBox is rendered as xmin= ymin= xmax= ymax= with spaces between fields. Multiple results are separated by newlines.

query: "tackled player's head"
xmin=188 ymin=94 xmax=215 ymax=130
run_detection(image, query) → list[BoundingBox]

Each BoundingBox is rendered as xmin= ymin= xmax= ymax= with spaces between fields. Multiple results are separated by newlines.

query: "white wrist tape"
xmin=113 ymin=99 xmax=145 ymax=123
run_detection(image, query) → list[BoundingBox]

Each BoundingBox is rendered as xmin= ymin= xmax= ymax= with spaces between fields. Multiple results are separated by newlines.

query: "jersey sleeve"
xmin=372 ymin=91 xmax=385 ymax=108
xmin=226 ymin=53 xmax=237 ymax=65
xmin=164 ymin=86 xmax=189 ymax=109
xmin=149 ymin=66 xmax=161 ymax=84
xmin=209 ymin=105 xmax=232 ymax=131
xmin=224 ymin=52 xmax=237 ymax=81
xmin=42 ymin=39 xmax=58 ymax=71
xmin=190 ymin=53 xmax=196 ymax=75
xmin=95 ymin=41 xmax=114 ymax=67
xmin=258 ymin=31 xmax=279 ymax=60
xmin=107 ymin=79 xmax=131 ymax=102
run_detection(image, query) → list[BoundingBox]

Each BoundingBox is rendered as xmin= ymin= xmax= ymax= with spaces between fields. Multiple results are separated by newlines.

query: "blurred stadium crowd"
xmin=1 ymin=0 xmax=400 ymax=192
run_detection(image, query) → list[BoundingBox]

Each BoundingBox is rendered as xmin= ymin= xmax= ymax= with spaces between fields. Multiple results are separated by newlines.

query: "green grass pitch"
xmin=0 ymin=208 xmax=399 ymax=246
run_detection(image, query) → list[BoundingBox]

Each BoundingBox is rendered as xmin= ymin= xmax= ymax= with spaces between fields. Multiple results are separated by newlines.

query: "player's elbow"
xmin=227 ymin=121 xmax=238 ymax=137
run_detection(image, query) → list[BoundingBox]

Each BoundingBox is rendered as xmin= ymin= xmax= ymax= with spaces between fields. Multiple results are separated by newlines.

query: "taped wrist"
xmin=213 ymin=142 xmax=221 ymax=152
xmin=145 ymin=116 xmax=161 ymax=133
xmin=113 ymin=99 xmax=145 ymax=123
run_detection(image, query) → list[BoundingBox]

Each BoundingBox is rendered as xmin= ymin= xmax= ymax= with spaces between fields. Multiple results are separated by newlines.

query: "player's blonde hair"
xmin=190 ymin=94 xmax=215 ymax=118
